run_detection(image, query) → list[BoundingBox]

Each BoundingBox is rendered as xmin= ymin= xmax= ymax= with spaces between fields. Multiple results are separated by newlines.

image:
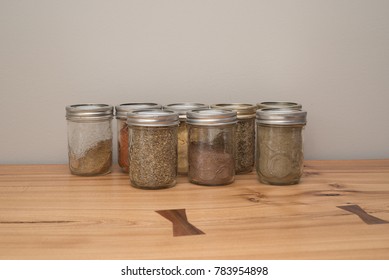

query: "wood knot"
xmin=248 ymin=197 xmax=260 ymax=203
xmin=246 ymin=192 xmax=266 ymax=203
xmin=314 ymin=192 xmax=340 ymax=197
xmin=236 ymin=191 xmax=267 ymax=203
xmin=329 ymin=183 xmax=345 ymax=189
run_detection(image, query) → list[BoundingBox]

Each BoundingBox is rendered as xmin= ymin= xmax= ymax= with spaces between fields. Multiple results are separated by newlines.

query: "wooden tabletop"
xmin=1 ymin=160 xmax=389 ymax=260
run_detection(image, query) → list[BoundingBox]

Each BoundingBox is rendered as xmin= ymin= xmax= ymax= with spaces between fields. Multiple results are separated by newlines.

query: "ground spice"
xmin=187 ymin=109 xmax=236 ymax=186
xmin=69 ymin=139 xmax=112 ymax=176
xmin=115 ymin=103 xmax=162 ymax=173
xmin=163 ymin=103 xmax=209 ymax=175
xmin=255 ymin=108 xmax=306 ymax=185
xmin=129 ymin=126 xmax=177 ymax=189
xmin=66 ymin=103 xmax=113 ymax=176
xmin=257 ymin=125 xmax=303 ymax=185
xmin=188 ymin=142 xmax=234 ymax=186
xmin=177 ymin=121 xmax=189 ymax=174
xmin=118 ymin=121 xmax=129 ymax=172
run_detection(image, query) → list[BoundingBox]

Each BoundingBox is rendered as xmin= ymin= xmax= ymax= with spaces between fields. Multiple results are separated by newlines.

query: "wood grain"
xmin=0 ymin=160 xmax=389 ymax=260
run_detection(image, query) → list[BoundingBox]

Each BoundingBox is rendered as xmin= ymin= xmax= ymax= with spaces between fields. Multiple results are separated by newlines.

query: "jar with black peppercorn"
xmin=211 ymin=103 xmax=256 ymax=174
xmin=163 ymin=103 xmax=208 ymax=175
xmin=187 ymin=109 xmax=237 ymax=186
xmin=256 ymin=108 xmax=307 ymax=185
xmin=127 ymin=109 xmax=179 ymax=189
xmin=115 ymin=103 xmax=162 ymax=173
xmin=65 ymin=104 xmax=113 ymax=176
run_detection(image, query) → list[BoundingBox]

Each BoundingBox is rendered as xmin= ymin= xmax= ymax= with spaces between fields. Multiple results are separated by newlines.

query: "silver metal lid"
xmin=65 ymin=104 xmax=113 ymax=122
xmin=163 ymin=103 xmax=209 ymax=119
xmin=210 ymin=103 xmax=256 ymax=119
xmin=257 ymin=101 xmax=302 ymax=110
xmin=127 ymin=109 xmax=179 ymax=127
xmin=115 ymin=103 xmax=162 ymax=119
xmin=256 ymin=108 xmax=307 ymax=126
xmin=186 ymin=109 xmax=237 ymax=126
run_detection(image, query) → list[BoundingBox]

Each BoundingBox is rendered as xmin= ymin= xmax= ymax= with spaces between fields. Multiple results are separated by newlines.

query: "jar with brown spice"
xmin=127 ymin=109 xmax=179 ymax=189
xmin=187 ymin=109 xmax=237 ymax=186
xmin=211 ymin=103 xmax=256 ymax=174
xmin=256 ymin=108 xmax=307 ymax=185
xmin=163 ymin=103 xmax=208 ymax=175
xmin=115 ymin=103 xmax=162 ymax=172
xmin=65 ymin=104 xmax=113 ymax=176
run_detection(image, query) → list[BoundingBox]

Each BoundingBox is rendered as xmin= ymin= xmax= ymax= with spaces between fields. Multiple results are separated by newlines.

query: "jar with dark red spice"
xmin=115 ymin=103 xmax=161 ymax=172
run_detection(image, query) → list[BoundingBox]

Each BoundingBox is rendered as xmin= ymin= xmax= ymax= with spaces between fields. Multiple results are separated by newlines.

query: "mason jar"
xmin=256 ymin=108 xmax=307 ymax=185
xmin=115 ymin=103 xmax=162 ymax=173
xmin=211 ymin=103 xmax=256 ymax=174
xmin=257 ymin=101 xmax=302 ymax=110
xmin=163 ymin=103 xmax=208 ymax=175
xmin=187 ymin=109 xmax=237 ymax=186
xmin=127 ymin=109 xmax=179 ymax=189
xmin=65 ymin=104 xmax=113 ymax=176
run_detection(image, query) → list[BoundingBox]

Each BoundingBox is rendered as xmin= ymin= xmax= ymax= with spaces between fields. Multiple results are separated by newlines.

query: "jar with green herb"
xmin=256 ymin=108 xmax=307 ymax=185
xmin=127 ymin=109 xmax=179 ymax=189
xmin=163 ymin=103 xmax=208 ymax=175
xmin=65 ymin=104 xmax=113 ymax=176
xmin=211 ymin=103 xmax=256 ymax=174
xmin=257 ymin=101 xmax=302 ymax=110
xmin=187 ymin=109 xmax=237 ymax=186
xmin=115 ymin=103 xmax=162 ymax=173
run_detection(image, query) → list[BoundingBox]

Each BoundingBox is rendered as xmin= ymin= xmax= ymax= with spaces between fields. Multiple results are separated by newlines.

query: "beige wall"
xmin=1 ymin=0 xmax=388 ymax=164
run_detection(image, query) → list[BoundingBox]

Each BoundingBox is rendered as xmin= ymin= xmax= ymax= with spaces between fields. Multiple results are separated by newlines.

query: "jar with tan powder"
xmin=163 ymin=103 xmax=208 ymax=175
xmin=66 ymin=104 xmax=113 ymax=176
xmin=256 ymin=108 xmax=307 ymax=185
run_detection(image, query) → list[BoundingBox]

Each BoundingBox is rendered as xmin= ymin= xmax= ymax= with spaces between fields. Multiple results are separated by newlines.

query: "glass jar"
xmin=256 ymin=108 xmax=307 ymax=185
xmin=163 ymin=103 xmax=208 ymax=175
xmin=211 ymin=103 xmax=256 ymax=174
xmin=187 ymin=109 xmax=237 ymax=186
xmin=65 ymin=104 xmax=113 ymax=176
xmin=115 ymin=103 xmax=162 ymax=173
xmin=257 ymin=101 xmax=302 ymax=110
xmin=127 ymin=109 xmax=179 ymax=189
